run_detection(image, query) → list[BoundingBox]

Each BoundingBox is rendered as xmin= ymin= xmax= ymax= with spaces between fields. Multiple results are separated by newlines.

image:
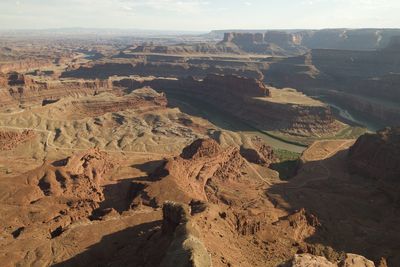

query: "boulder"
xmin=339 ymin=254 xmax=375 ymax=267
xmin=291 ymin=254 xmax=337 ymax=267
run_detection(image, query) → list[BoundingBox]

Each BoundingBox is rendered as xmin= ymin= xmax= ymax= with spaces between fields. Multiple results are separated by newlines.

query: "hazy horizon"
xmin=1 ymin=0 xmax=399 ymax=31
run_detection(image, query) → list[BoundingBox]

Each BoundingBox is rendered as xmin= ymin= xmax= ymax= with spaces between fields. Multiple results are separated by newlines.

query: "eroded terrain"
xmin=0 ymin=29 xmax=399 ymax=267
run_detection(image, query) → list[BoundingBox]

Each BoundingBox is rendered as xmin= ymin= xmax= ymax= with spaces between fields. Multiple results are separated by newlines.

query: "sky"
xmin=0 ymin=0 xmax=399 ymax=31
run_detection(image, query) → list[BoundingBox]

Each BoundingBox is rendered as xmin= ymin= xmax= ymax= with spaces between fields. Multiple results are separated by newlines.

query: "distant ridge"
xmin=212 ymin=28 xmax=400 ymax=51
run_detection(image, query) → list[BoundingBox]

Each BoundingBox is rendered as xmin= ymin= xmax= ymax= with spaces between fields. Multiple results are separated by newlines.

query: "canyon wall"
xmin=221 ymin=31 xmax=307 ymax=56
xmin=0 ymin=59 xmax=54 ymax=74
xmin=263 ymin=39 xmax=400 ymax=127
xmin=61 ymin=61 xmax=263 ymax=80
xmin=0 ymin=73 xmax=114 ymax=110
xmin=114 ymin=74 xmax=338 ymax=137
xmin=215 ymin=29 xmax=400 ymax=52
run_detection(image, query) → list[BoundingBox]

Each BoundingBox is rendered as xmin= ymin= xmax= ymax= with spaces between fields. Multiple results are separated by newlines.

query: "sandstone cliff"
xmin=221 ymin=31 xmax=306 ymax=56
xmin=62 ymin=61 xmax=263 ymax=80
xmin=0 ymin=59 xmax=54 ymax=73
xmin=0 ymin=72 xmax=114 ymax=110
xmin=214 ymin=29 xmax=400 ymax=53
xmin=263 ymin=46 xmax=400 ymax=127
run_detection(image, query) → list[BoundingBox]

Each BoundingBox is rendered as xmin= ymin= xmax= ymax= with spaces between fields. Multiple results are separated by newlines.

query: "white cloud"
xmin=116 ymin=0 xmax=210 ymax=13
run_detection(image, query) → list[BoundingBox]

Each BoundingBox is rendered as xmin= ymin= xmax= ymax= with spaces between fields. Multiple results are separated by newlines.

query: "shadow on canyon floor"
xmin=52 ymin=220 xmax=165 ymax=267
xmin=132 ymin=160 xmax=166 ymax=176
xmin=266 ymin=149 xmax=400 ymax=266
xmin=97 ymin=178 xmax=136 ymax=214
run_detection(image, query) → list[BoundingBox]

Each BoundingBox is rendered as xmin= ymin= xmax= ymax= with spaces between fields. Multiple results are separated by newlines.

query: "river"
xmin=313 ymin=96 xmax=386 ymax=132
xmin=165 ymin=92 xmax=307 ymax=153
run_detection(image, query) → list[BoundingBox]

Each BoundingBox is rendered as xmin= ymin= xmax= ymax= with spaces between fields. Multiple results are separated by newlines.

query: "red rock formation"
xmin=0 ymin=73 xmax=115 ymax=110
xmin=65 ymin=87 xmax=168 ymax=119
xmin=0 ymin=148 xmax=116 ymax=249
xmin=0 ymin=59 xmax=53 ymax=73
xmin=202 ymin=73 xmax=270 ymax=97
xmin=130 ymin=138 xmax=322 ymax=249
xmin=291 ymin=254 xmax=337 ymax=267
xmin=180 ymin=138 xmax=223 ymax=159
xmin=290 ymin=253 xmax=376 ymax=267
xmin=0 ymin=73 xmax=7 ymax=87
xmin=33 ymin=148 xmax=114 ymax=202
xmin=0 ymin=130 xmax=35 ymax=151
xmin=240 ymin=138 xmax=277 ymax=166
xmin=160 ymin=201 xmax=212 ymax=267
xmin=131 ymin=138 xmax=248 ymax=207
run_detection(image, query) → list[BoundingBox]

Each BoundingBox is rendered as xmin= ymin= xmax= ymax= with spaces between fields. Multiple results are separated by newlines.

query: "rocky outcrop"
xmin=162 ymin=201 xmax=190 ymax=234
xmin=0 ymin=73 xmax=7 ymax=87
xmin=131 ymin=138 xmax=247 ymax=207
xmin=340 ymin=254 xmax=375 ymax=267
xmin=181 ymin=138 xmax=223 ymax=160
xmin=240 ymin=137 xmax=277 ymax=166
xmin=0 ymin=73 xmax=114 ymax=110
xmin=34 ymin=148 xmax=114 ymax=201
xmin=289 ymin=253 xmax=375 ymax=267
xmin=62 ymin=87 xmax=168 ymax=119
xmin=160 ymin=202 xmax=212 ymax=267
xmin=348 ymin=127 xmax=400 ymax=181
xmin=201 ymin=73 xmax=270 ymax=97
xmin=291 ymin=254 xmax=336 ymax=267
xmin=129 ymin=42 xmax=242 ymax=55
xmin=62 ymin=61 xmax=263 ymax=80
xmin=0 ymin=130 xmax=35 ymax=151
xmin=130 ymin=139 xmax=323 ymax=264
xmin=0 ymin=149 xmax=115 ymax=244
xmin=0 ymin=59 xmax=54 ymax=74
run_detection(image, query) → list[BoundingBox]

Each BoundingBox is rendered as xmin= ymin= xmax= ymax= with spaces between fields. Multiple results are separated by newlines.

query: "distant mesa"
xmin=216 ymin=29 xmax=400 ymax=52
xmin=221 ymin=31 xmax=306 ymax=56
